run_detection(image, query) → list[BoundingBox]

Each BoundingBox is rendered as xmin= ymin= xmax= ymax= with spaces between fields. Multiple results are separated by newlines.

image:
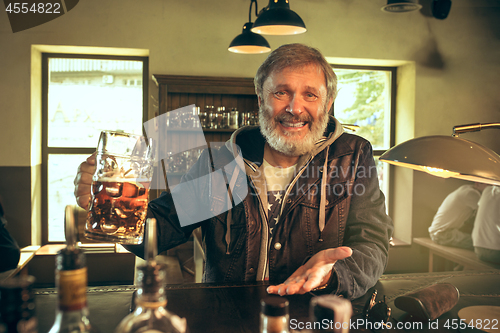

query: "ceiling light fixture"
xmin=228 ymin=0 xmax=271 ymax=54
xmin=381 ymin=0 xmax=422 ymax=13
xmin=251 ymin=0 xmax=306 ymax=35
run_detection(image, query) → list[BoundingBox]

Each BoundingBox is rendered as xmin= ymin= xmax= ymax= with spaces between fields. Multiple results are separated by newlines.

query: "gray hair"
xmin=254 ymin=43 xmax=337 ymax=103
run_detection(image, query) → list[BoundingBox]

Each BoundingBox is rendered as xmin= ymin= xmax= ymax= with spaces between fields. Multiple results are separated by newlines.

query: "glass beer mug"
xmin=85 ymin=131 xmax=154 ymax=245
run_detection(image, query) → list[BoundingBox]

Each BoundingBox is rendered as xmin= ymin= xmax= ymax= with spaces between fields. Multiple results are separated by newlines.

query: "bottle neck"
xmin=134 ymin=263 xmax=167 ymax=308
xmin=135 ymin=288 xmax=167 ymax=308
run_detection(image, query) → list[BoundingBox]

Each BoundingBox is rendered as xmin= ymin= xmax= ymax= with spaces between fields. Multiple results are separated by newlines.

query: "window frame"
xmin=331 ymin=64 xmax=397 ymax=212
xmin=41 ymin=53 xmax=149 ymax=244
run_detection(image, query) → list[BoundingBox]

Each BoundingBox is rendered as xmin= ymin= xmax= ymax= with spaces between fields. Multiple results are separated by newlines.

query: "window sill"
xmin=27 ymin=244 xmax=135 ymax=287
xmin=35 ymin=243 xmax=131 ymax=254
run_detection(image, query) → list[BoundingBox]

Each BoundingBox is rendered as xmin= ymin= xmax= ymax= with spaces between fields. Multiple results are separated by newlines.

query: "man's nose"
xmin=285 ymin=96 xmax=304 ymax=115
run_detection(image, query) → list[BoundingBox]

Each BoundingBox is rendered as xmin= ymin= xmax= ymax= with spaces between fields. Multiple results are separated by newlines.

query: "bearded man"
xmin=74 ymin=44 xmax=393 ymax=300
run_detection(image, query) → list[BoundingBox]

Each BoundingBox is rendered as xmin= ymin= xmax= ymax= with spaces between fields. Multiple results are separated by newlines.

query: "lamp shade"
xmin=379 ymin=135 xmax=500 ymax=185
xmin=251 ymin=0 xmax=306 ymax=35
xmin=229 ymin=22 xmax=271 ymax=54
xmin=381 ymin=0 xmax=422 ymax=12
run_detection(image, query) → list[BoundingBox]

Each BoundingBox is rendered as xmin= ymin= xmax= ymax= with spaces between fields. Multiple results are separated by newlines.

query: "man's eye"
xmin=304 ymin=93 xmax=318 ymax=101
xmin=274 ymin=91 xmax=288 ymax=99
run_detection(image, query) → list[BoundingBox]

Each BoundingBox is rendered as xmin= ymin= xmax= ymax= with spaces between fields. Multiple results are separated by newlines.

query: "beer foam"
xmin=95 ymin=177 xmax=150 ymax=185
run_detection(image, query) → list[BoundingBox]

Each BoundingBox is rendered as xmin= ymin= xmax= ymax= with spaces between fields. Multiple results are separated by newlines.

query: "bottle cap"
xmin=261 ymin=296 xmax=289 ymax=317
xmin=309 ymin=294 xmax=352 ymax=333
xmin=311 ymin=297 xmax=335 ymax=321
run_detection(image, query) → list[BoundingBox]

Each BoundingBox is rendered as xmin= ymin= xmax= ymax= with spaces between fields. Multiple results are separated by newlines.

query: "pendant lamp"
xmin=251 ymin=0 xmax=306 ymax=35
xmin=229 ymin=22 xmax=271 ymax=54
xmin=381 ymin=0 xmax=422 ymax=13
xmin=228 ymin=0 xmax=271 ymax=54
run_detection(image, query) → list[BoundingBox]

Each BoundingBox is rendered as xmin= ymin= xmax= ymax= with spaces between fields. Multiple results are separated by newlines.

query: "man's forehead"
xmin=264 ymin=64 xmax=326 ymax=88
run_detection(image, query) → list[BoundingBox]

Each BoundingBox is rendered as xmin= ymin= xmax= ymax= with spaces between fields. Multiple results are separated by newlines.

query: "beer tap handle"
xmin=64 ymin=205 xmax=78 ymax=249
xmin=145 ymin=218 xmax=157 ymax=263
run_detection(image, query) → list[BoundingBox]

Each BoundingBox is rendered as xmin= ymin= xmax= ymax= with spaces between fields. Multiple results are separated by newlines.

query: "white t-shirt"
xmin=428 ymin=185 xmax=481 ymax=236
xmin=472 ymin=186 xmax=500 ymax=250
xmin=261 ymin=159 xmax=296 ymax=280
xmin=262 ymin=159 xmax=296 ymax=192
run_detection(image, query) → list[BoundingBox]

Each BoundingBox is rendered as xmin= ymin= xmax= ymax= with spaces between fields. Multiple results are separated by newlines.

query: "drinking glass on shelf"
xmin=219 ymin=107 xmax=230 ymax=129
xmin=199 ymin=107 xmax=209 ymax=129
xmin=214 ymin=106 xmax=224 ymax=129
xmin=185 ymin=148 xmax=203 ymax=170
xmin=229 ymin=108 xmax=239 ymax=129
xmin=181 ymin=106 xmax=200 ymax=128
xmin=251 ymin=111 xmax=259 ymax=126
xmin=240 ymin=112 xmax=255 ymax=127
xmin=85 ymin=130 xmax=154 ymax=245
xmin=168 ymin=111 xmax=182 ymax=128
xmin=205 ymin=106 xmax=216 ymax=129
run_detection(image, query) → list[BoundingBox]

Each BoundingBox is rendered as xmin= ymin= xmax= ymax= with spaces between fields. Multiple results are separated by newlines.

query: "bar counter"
xmin=34 ymin=270 xmax=500 ymax=333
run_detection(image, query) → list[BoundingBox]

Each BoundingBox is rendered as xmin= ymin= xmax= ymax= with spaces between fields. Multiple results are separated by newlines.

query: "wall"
xmin=0 ymin=0 xmax=499 ymax=272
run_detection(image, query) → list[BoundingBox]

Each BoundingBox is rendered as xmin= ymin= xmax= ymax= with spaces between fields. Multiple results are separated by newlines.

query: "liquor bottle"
xmin=114 ymin=218 xmax=187 ymax=333
xmin=260 ymin=296 xmax=290 ymax=333
xmin=0 ymin=275 xmax=38 ymax=333
xmin=47 ymin=206 xmax=99 ymax=333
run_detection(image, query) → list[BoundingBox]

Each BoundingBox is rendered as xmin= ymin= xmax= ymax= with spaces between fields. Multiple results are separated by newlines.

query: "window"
xmin=332 ymin=65 xmax=396 ymax=209
xmin=42 ymin=54 xmax=148 ymax=243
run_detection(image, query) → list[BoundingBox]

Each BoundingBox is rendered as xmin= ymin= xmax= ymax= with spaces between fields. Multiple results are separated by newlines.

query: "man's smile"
xmin=280 ymin=120 xmax=308 ymax=130
xmin=281 ymin=121 xmax=306 ymax=128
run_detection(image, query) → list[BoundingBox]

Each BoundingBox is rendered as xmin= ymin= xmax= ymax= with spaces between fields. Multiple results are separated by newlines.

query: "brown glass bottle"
xmin=47 ymin=247 xmax=99 ymax=333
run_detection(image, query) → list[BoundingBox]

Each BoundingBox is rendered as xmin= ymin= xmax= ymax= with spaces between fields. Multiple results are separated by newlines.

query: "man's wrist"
xmin=312 ymin=268 xmax=337 ymax=292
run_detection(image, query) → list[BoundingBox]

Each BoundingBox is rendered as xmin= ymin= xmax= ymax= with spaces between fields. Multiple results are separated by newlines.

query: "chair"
xmin=192 ymin=227 xmax=205 ymax=283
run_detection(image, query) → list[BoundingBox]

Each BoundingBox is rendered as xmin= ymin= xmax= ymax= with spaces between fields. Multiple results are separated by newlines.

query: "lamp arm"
xmin=452 ymin=122 xmax=500 ymax=136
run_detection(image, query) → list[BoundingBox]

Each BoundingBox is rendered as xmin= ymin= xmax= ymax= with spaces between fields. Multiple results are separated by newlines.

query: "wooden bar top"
xmin=32 ymin=270 xmax=500 ymax=333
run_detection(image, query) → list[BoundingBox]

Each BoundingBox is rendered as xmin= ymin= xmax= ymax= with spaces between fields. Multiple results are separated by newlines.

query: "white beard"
xmin=259 ymin=104 xmax=329 ymax=157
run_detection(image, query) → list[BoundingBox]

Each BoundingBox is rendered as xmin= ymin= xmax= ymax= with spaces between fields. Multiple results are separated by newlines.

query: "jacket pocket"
xmin=296 ymin=181 xmax=348 ymax=246
xmin=208 ymin=203 xmax=247 ymax=256
xmin=299 ymin=181 xmax=349 ymax=210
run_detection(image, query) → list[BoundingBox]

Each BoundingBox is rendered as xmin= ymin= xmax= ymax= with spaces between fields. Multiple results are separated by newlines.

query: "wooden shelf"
xmin=151 ymin=74 xmax=259 ymax=198
xmin=152 ymin=75 xmax=257 ymax=95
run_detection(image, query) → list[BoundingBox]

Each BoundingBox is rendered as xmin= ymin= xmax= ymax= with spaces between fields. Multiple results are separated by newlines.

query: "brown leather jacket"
xmin=139 ymin=118 xmax=393 ymax=300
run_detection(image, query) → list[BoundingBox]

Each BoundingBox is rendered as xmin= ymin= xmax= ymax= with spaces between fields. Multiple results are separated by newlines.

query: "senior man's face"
xmin=259 ymin=64 xmax=333 ymax=157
